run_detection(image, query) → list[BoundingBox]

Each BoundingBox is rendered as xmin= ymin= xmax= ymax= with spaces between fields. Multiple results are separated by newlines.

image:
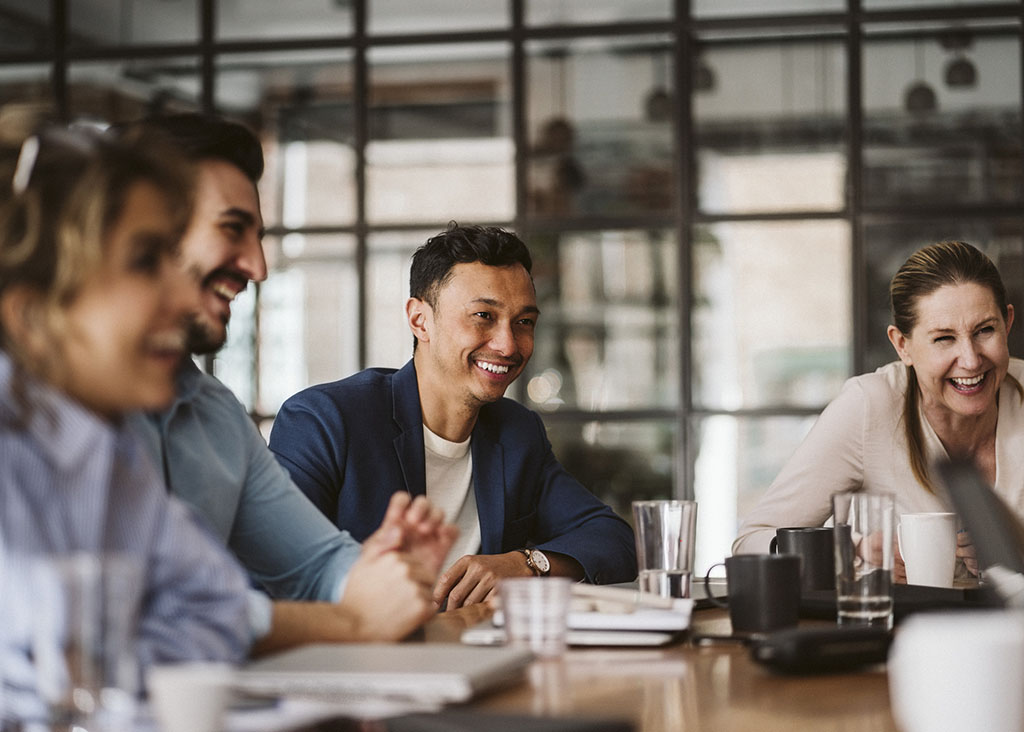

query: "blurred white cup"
xmin=897 ymin=512 xmax=957 ymax=588
xmin=499 ymin=577 xmax=572 ymax=658
xmin=147 ymin=662 xmax=235 ymax=732
xmin=889 ymin=610 xmax=1024 ymax=732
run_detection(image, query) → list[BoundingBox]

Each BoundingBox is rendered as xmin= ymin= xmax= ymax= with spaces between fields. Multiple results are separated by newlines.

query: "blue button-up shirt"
xmin=0 ymin=352 xmax=250 ymax=719
xmin=129 ymin=361 xmax=361 ymax=617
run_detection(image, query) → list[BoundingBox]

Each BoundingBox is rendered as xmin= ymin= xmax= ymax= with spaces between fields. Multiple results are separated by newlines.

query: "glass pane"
xmin=213 ymin=284 xmax=257 ymax=411
xmin=544 ymin=419 xmax=676 ymax=524
xmin=264 ymin=254 xmax=359 ymax=412
xmin=69 ymin=0 xmax=197 ymax=47
xmin=366 ymin=230 xmax=434 ymax=370
xmin=67 ymin=59 xmax=200 ymax=124
xmin=216 ymin=235 xmax=359 ymax=415
xmin=527 ymin=0 xmax=670 ymax=25
xmin=693 ymin=415 xmax=816 ymax=574
xmin=218 ymin=0 xmax=352 ymax=41
xmin=524 ymin=229 xmax=679 ymax=411
xmin=863 ymin=28 xmax=1022 ymax=208
xmin=526 ymin=36 xmax=676 ymax=218
xmin=695 ymin=38 xmax=847 ymax=214
xmin=370 ymin=0 xmax=508 ymax=34
xmin=862 ymin=221 xmax=1024 ymax=372
xmin=0 ymin=0 xmax=50 ymax=52
xmin=215 ymin=50 xmax=355 ymax=228
xmin=367 ymin=43 xmax=513 ymax=225
xmin=693 ymin=0 xmax=843 ymax=16
xmin=0 ymin=65 xmax=52 ymax=118
xmin=693 ymin=220 xmax=851 ymax=410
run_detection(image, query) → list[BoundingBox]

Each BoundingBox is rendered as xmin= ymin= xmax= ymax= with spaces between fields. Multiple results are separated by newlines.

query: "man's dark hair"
xmin=115 ymin=113 xmax=264 ymax=183
xmin=409 ymin=223 xmax=533 ymax=350
xmin=410 ymin=222 xmax=532 ymax=308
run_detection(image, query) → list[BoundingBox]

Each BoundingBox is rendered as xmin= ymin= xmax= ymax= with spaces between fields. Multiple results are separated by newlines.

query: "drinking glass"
xmin=832 ymin=492 xmax=896 ymax=629
xmin=30 ymin=553 xmax=144 ymax=731
xmin=499 ymin=577 xmax=572 ymax=658
xmin=632 ymin=500 xmax=697 ymax=599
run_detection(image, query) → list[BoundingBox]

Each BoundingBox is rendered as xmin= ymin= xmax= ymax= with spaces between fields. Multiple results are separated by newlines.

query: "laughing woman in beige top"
xmin=733 ymin=241 xmax=1023 ymax=580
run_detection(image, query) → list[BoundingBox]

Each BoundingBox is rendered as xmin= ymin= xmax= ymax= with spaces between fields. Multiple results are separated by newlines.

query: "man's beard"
xmin=186 ymin=314 xmax=226 ymax=355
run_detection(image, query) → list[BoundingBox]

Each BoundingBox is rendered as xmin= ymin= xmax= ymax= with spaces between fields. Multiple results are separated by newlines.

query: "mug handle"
xmin=769 ymin=536 xmax=778 ymax=554
xmin=703 ymin=562 xmax=728 ymax=608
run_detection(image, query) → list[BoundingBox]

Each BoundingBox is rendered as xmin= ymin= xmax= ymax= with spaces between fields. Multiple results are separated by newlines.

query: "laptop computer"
xmin=236 ymin=643 xmax=533 ymax=704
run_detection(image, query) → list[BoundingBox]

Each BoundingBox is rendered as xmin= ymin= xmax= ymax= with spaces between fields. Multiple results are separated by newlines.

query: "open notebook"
xmin=236 ymin=643 xmax=533 ymax=704
xmin=462 ymin=585 xmax=693 ymax=648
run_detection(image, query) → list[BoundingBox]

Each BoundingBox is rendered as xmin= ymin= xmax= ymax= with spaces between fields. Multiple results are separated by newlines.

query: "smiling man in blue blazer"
xmin=269 ymin=223 xmax=637 ymax=608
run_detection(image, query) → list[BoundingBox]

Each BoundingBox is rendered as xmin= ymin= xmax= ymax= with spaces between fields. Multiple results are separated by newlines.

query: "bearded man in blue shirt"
xmin=121 ymin=114 xmax=456 ymax=652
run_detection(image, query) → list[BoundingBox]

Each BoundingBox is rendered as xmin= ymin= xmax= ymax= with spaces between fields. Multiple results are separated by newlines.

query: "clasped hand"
xmin=339 ymin=493 xmax=458 ymax=640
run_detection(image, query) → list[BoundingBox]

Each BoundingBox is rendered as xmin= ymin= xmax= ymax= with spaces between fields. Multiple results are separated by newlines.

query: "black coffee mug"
xmin=770 ymin=527 xmax=836 ymax=592
xmin=704 ymin=554 xmax=801 ymax=635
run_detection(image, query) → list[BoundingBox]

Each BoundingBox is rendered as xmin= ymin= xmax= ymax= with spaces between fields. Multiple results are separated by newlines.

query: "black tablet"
xmin=935 ymin=458 xmax=1024 ymax=578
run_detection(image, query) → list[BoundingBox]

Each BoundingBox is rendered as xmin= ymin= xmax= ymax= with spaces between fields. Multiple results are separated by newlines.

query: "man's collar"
xmin=392 ymin=360 xmax=423 ymax=431
xmin=141 ymin=358 xmax=203 ymax=428
xmin=175 ymin=357 xmax=205 ymax=401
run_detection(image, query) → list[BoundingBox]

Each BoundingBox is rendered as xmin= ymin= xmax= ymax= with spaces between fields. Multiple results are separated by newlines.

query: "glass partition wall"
xmin=5 ymin=0 xmax=1021 ymax=573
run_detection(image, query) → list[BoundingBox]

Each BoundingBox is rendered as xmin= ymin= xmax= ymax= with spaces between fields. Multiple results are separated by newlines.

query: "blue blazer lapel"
xmin=472 ymin=415 xmax=507 ymax=554
xmin=391 ymin=361 xmax=426 ymax=497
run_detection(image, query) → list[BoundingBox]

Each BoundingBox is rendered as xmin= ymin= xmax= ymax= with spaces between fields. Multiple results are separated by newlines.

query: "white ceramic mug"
xmin=897 ymin=512 xmax=956 ymax=588
xmin=147 ymin=662 xmax=235 ymax=732
xmin=889 ymin=610 xmax=1024 ymax=732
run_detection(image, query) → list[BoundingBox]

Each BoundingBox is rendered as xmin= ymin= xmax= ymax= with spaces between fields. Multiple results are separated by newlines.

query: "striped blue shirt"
xmin=0 ymin=351 xmax=251 ymax=719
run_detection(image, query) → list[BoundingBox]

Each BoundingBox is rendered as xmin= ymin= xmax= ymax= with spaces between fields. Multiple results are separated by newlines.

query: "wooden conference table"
xmin=421 ymin=604 xmax=897 ymax=732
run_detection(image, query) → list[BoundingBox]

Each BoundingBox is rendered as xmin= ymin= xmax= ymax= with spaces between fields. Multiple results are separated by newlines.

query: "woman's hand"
xmin=864 ymin=530 xmax=907 ymax=583
xmin=957 ymin=530 xmax=979 ymax=576
xmin=894 ymin=543 xmax=907 ymax=584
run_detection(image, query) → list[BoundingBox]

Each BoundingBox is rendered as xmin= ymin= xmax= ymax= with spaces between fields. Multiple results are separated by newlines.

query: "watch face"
xmin=531 ymin=549 xmax=550 ymax=574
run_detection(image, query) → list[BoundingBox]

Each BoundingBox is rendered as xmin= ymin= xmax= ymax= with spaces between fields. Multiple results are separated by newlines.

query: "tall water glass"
xmin=31 ymin=553 xmax=144 ymax=730
xmin=632 ymin=500 xmax=697 ymax=598
xmin=832 ymin=492 xmax=896 ymax=629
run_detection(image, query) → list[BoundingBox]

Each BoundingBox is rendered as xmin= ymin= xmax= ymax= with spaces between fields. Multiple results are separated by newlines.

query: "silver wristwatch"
xmin=520 ymin=548 xmax=551 ymax=576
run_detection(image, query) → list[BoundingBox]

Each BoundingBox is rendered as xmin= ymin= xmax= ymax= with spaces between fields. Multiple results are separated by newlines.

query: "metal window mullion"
xmin=675 ymin=0 xmax=694 ymax=502
xmin=52 ymin=0 xmax=67 ymax=121
xmin=199 ymin=0 xmax=216 ymax=375
xmin=512 ymin=0 xmax=526 ymax=232
xmin=848 ymin=0 xmax=865 ymax=377
xmin=354 ymin=0 xmax=369 ymax=371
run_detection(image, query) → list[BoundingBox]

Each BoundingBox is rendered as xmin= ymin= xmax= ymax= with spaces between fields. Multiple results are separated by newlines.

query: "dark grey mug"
xmin=770 ymin=527 xmax=836 ymax=593
xmin=703 ymin=554 xmax=801 ymax=635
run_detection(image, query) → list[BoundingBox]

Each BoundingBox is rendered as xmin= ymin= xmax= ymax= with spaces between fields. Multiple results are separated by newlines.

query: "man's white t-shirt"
xmin=423 ymin=424 xmax=481 ymax=571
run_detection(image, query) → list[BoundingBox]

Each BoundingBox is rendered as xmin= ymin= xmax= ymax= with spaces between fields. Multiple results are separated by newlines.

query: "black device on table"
xmin=749 ymin=625 xmax=892 ymax=674
xmin=296 ymin=712 xmax=634 ymax=732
